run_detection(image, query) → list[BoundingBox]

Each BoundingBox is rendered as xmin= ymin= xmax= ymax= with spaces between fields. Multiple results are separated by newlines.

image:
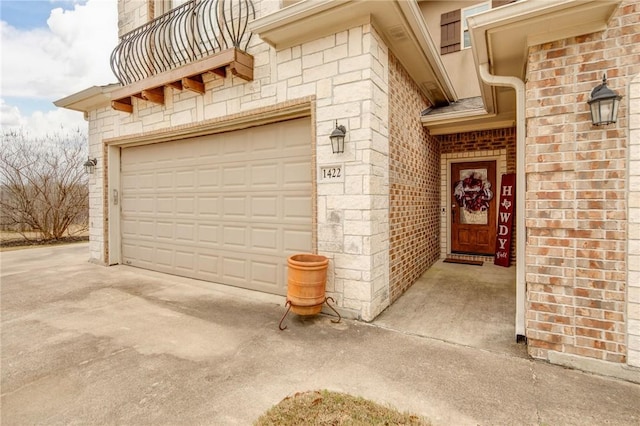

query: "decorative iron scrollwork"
xmin=110 ymin=0 xmax=255 ymax=86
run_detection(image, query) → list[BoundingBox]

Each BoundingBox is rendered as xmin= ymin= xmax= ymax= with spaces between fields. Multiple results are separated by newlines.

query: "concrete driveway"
xmin=2 ymin=244 xmax=640 ymax=425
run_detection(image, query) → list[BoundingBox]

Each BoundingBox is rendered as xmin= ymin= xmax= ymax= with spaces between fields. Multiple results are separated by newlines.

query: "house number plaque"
xmin=319 ymin=164 xmax=344 ymax=182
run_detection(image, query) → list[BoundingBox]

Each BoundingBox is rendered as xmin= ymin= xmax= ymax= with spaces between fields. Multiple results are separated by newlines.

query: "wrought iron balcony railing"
xmin=108 ymin=0 xmax=255 ymax=113
xmin=110 ymin=0 xmax=255 ymax=86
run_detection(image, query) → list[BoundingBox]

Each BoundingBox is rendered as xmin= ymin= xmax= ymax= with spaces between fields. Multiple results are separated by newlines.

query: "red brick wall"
xmin=439 ymin=128 xmax=516 ymax=174
xmin=525 ymin=0 xmax=640 ymax=363
xmin=388 ymin=52 xmax=440 ymax=303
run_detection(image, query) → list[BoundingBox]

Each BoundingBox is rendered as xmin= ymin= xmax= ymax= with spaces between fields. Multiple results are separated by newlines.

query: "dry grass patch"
xmin=255 ymin=390 xmax=429 ymax=426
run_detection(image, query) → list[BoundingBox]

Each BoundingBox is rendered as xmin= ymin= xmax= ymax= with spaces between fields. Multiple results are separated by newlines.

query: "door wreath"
xmin=454 ymin=172 xmax=493 ymax=213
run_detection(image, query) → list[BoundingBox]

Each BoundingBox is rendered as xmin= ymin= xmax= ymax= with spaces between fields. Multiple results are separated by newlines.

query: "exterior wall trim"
xmin=628 ymin=72 xmax=640 ymax=367
xmin=103 ymin=97 xmax=315 ymax=148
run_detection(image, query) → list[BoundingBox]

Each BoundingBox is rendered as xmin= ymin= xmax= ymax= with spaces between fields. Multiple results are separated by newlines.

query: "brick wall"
xmin=388 ymin=52 xmax=440 ymax=303
xmin=525 ymin=0 xmax=640 ymax=363
xmin=439 ymin=128 xmax=516 ymax=172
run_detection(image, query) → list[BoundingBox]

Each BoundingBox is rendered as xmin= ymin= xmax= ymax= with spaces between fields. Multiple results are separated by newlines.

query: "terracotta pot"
xmin=287 ymin=253 xmax=329 ymax=315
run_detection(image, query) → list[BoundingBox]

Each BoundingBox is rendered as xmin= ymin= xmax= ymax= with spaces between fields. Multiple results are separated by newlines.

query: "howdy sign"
xmin=495 ymin=173 xmax=515 ymax=267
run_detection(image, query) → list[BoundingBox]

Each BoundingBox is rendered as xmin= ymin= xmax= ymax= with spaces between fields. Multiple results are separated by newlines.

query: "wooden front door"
xmin=451 ymin=161 xmax=497 ymax=255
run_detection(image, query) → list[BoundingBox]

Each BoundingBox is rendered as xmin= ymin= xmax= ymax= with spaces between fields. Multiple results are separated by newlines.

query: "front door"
xmin=451 ymin=161 xmax=496 ymax=255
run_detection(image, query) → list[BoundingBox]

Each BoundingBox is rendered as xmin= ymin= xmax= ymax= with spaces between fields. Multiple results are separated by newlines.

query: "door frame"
xmin=444 ymin=153 xmax=505 ymax=257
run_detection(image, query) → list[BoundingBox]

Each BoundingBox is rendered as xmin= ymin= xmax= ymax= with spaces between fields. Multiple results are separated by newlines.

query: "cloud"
xmin=1 ymin=99 xmax=86 ymax=138
xmin=1 ymin=0 xmax=117 ymax=136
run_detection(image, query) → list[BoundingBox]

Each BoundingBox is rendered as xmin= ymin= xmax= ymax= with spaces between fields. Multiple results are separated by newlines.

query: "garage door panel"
xmin=284 ymin=229 xmax=313 ymax=252
xmin=251 ymin=196 xmax=279 ymax=218
xmin=251 ymin=163 xmax=279 ymax=186
xmin=175 ymin=251 xmax=194 ymax=271
xmin=284 ymin=196 xmax=312 ymax=220
xmin=223 ymin=196 xmax=247 ymax=217
xmin=156 ymin=248 xmax=173 ymax=267
xmin=198 ymin=167 xmax=220 ymax=188
xmin=176 ymin=223 xmax=196 ymax=241
xmin=176 ymin=197 xmax=195 ymax=214
xmin=197 ymin=224 xmax=219 ymax=244
xmin=222 ymin=257 xmax=248 ymax=281
xmin=156 ymin=172 xmax=173 ymax=189
xmin=121 ymin=118 xmax=312 ymax=295
xmin=223 ymin=226 xmax=247 ymax=248
xmin=251 ymin=261 xmax=279 ymax=287
xmin=157 ymin=221 xmax=173 ymax=239
xmin=222 ymin=165 xmax=248 ymax=187
xmin=198 ymin=196 xmax=220 ymax=216
xmin=251 ymin=227 xmax=279 ymax=252
xmin=176 ymin=170 xmax=196 ymax=188
xmin=283 ymin=161 xmax=313 ymax=186
xmin=197 ymin=253 xmax=219 ymax=277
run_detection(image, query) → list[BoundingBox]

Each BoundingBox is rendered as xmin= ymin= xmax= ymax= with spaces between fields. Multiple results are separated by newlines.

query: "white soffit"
xmin=470 ymin=0 xmax=621 ymax=79
xmin=54 ymin=84 xmax=119 ymax=113
xmin=249 ymin=0 xmax=456 ymax=106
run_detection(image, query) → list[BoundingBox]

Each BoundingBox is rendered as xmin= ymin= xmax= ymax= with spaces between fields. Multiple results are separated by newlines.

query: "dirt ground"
xmin=0 ymin=230 xmax=89 ymax=251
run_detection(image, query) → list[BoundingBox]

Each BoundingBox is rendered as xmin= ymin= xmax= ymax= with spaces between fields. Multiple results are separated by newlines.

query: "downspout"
xmin=478 ymin=63 xmax=526 ymax=341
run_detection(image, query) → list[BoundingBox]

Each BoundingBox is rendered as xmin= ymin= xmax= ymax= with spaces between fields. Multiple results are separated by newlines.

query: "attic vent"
xmin=388 ymin=25 xmax=408 ymax=41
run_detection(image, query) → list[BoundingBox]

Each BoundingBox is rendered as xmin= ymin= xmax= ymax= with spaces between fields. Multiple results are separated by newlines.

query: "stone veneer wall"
xmin=388 ymin=53 xmax=440 ymax=303
xmin=88 ymin=0 xmax=392 ymax=321
xmin=525 ymin=0 xmax=640 ymax=364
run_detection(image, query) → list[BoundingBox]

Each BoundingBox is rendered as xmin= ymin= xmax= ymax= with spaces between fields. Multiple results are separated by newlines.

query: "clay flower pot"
xmin=286 ymin=253 xmax=329 ymax=315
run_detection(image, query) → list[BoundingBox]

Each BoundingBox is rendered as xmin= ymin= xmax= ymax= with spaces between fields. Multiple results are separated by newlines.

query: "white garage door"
xmin=120 ymin=118 xmax=312 ymax=295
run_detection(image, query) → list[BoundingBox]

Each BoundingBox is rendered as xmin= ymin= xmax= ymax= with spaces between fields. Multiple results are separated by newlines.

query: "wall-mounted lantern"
xmin=587 ymin=74 xmax=622 ymax=126
xmin=329 ymin=121 xmax=346 ymax=154
xmin=83 ymin=157 xmax=97 ymax=174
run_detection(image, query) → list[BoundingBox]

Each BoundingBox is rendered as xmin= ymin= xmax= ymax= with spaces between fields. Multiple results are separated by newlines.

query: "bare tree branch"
xmin=1 ymin=128 xmax=89 ymax=241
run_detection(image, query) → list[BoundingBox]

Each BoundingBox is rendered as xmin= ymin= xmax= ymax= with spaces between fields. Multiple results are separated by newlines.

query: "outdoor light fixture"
xmin=587 ymin=74 xmax=622 ymax=126
xmin=84 ymin=157 xmax=97 ymax=174
xmin=329 ymin=120 xmax=346 ymax=154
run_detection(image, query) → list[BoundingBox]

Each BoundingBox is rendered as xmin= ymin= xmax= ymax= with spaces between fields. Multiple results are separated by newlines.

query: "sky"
xmin=1 ymin=0 xmax=118 ymax=137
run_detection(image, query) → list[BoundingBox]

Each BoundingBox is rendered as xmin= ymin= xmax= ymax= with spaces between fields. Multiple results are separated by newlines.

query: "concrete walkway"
xmin=2 ymin=244 xmax=639 ymax=425
xmin=374 ymin=259 xmax=525 ymax=358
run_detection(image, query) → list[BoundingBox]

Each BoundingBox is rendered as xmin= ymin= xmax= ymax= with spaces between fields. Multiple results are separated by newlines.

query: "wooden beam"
xmin=111 ymin=97 xmax=133 ymax=113
xmin=141 ymin=87 xmax=164 ymax=105
xmin=168 ymin=81 xmax=183 ymax=91
xmin=111 ymin=48 xmax=246 ymax=100
xmin=109 ymin=48 xmax=255 ymax=112
xmin=230 ymin=61 xmax=253 ymax=81
xmin=182 ymin=75 xmax=205 ymax=94
xmin=210 ymin=67 xmax=226 ymax=78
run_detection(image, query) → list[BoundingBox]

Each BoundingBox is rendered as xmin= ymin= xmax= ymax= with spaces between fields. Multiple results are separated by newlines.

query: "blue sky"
xmin=1 ymin=0 xmax=118 ymax=135
xmin=1 ymin=1 xmax=76 ymax=30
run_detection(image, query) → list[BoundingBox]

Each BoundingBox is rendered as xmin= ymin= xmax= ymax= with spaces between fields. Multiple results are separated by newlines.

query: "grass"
xmin=254 ymin=390 xmax=430 ymax=426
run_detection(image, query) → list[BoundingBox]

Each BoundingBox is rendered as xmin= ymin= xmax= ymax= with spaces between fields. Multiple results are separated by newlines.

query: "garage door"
xmin=120 ymin=118 xmax=312 ymax=295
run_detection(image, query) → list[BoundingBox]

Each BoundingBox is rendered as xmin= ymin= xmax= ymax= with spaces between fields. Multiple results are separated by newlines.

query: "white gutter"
xmin=478 ymin=63 xmax=526 ymax=340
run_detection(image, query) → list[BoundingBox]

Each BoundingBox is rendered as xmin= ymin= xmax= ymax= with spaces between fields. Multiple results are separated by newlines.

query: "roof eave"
xmin=468 ymin=0 xmax=622 ymax=110
xmin=54 ymin=84 xmax=120 ymax=113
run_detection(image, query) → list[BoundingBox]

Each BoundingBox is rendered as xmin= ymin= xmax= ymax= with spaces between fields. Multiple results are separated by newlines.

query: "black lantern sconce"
xmin=83 ymin=157 xmax=97 ymax=174
xmin=587 ymin=74 xmax=622 ymax=126
xmin=329 ymin=120 xmax=346 ymax=154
